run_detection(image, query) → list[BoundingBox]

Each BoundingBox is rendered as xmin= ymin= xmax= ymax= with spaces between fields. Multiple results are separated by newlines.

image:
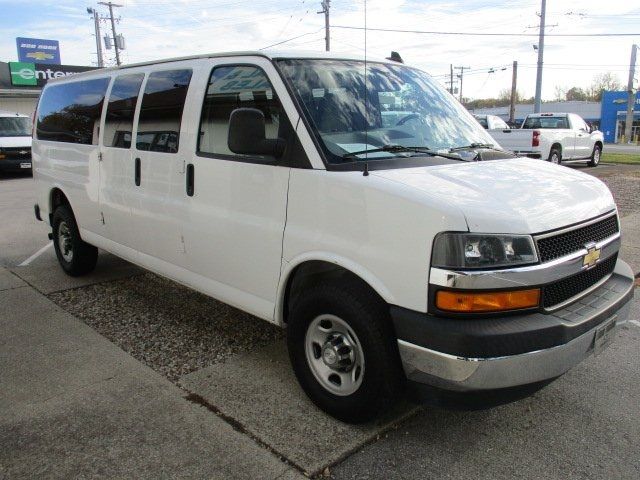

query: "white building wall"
xmin=0 ymin=96 xmax=38 ymax=116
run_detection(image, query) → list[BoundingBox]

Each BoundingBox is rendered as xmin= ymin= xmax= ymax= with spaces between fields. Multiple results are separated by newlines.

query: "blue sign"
xmin=16 ymin=37 xmax=61 ymax=65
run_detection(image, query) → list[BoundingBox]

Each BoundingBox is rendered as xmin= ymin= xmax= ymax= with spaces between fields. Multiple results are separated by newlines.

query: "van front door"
xmin=180 ymin=61 xmax=297 ymax=320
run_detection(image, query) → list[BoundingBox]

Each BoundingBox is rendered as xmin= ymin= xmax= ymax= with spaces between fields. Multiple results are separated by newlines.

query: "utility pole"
xmin=510 ymin=61 xmax=518 ymax=125
xmin=449 ymin=64 xmax=454 ymax=94
xmin=99 ymin=1 xmax=122 ymax=66
xmin=318 ymin=1 xmax=330 ymax=52
xmin=534 ymin=0 xmax=546 ymax=113
xmin=87 ymin=7 xmax=104 ymax=67
xmin=623 ymin=44 xmax=638 ymax=143
xmin=455 ymin=66 xmax=470 ymax=103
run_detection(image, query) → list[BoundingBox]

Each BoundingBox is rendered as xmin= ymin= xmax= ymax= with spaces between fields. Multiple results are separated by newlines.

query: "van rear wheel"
xmin=287 ymin=279 xmax=404 ymax=423
xmin=52 ymin=205 xmax=98 ymax=276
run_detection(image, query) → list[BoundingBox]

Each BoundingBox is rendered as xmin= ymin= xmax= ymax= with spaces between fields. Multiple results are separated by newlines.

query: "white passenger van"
xmin=32 ymin=52 xmax=634 ymax=422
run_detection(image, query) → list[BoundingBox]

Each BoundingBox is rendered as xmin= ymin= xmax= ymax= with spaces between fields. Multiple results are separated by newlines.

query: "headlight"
xmin=432 ymin=233 xmax=538 ymax=269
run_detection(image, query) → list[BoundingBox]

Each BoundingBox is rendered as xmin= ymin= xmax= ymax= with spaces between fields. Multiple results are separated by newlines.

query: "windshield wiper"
xmin=449 ymin=143 xmax=500 ymax=152
xmin=342 ymin=144 xmax=461 ymax=160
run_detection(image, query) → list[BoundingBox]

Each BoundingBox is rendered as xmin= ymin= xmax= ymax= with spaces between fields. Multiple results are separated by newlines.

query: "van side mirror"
xmin=228 ymin=108 xmax=285 ymax=158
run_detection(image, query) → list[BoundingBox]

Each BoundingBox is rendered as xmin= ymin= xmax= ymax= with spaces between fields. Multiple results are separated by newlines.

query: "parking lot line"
xmin=18 ymin=243 xmax=53 ymax=267
xmin=629 ymin=320 xmax=640 ymax=328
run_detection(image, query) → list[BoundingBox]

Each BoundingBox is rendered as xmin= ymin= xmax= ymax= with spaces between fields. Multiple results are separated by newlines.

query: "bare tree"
xmin=588 ymin=72 xmax=622 ymax=101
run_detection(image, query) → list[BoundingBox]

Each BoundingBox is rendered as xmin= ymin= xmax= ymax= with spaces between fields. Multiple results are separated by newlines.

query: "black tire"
xmin=52 ymin=205 xmax=98 ymax=276
xmin=548 ymin=148 xmax=561 ymax=165
xmin=588 ymin=144 xmax=602 ymax=167
xmin=287 ymin=279 xmax=404 ymax=423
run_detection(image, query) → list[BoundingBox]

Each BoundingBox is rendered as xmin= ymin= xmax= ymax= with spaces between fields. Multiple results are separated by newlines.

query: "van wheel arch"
xmin=281 ymin=261 xmax=388 ymax=325
xmin=49 ymin=188 xmax=71 ymax=224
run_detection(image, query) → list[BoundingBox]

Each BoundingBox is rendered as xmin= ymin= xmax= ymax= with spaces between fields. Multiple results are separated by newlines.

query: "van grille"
xmin=2 ymin=147 xmax=31 ymax=159
xmin=542 ymin=254 xmax=617 ymax=309
xmin=536 ymin=214 xmax=619 ymax=263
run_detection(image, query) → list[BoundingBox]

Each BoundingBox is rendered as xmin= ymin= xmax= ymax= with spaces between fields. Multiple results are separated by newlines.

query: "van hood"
xmin=371 ymin=158 xmax=616 ymax=234
xmin=0 ymin=136 xmax=32 ymax=148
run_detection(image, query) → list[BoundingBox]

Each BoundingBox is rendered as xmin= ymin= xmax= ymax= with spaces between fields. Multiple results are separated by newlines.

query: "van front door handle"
xmin=186 ymin=163 xmax=194 ymax=197
xmin=134 ymin=157 xmax=141 ymax=186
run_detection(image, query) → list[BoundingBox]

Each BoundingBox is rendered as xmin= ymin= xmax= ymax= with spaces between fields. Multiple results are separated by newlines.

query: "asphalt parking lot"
xmin=1 ymin=163 xmax=639 ymax=479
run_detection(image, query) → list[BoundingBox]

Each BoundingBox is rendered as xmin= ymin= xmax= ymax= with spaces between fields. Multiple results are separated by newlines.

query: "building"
xmin=0 ymin=60 xmax=96 ymax=116
xmin=600 ymin=91 xmax=640 ymax=144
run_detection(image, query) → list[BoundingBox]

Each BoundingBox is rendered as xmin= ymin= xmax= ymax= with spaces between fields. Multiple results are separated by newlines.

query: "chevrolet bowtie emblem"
xmin=19 ymin=150 xmax=28 ymax=155
xmin=583 ymin=245 xmax=601 ymax=268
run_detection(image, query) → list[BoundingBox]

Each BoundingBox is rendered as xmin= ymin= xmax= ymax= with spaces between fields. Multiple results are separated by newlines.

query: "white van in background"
xmin=31 ymin=52 xmax=634 ymax=422
xmin=0 ymin=111 xmax=32 ymax=174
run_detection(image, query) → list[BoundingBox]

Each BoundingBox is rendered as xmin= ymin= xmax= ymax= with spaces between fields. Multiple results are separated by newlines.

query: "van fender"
xmin=275 ymin=251 xmax=396 ymax=326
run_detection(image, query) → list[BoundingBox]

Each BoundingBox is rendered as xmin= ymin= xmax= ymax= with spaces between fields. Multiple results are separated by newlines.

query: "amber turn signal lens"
xmin=436 ymin=289 xmax=540 ymax=313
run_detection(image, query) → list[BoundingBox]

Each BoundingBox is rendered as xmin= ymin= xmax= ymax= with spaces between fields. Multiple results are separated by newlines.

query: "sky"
xmin=0 ymin=0 xmax=638 ymax=100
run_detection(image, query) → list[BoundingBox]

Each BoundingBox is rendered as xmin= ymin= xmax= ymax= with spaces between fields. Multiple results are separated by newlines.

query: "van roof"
xmin=43 ymin=50 xmax=402 ymax=84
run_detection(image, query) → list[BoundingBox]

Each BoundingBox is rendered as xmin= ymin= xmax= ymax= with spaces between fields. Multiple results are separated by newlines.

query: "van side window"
xmin=136 ymin=69 xmax=192 ymax=153
xmin=104 ymin=74 xmax=144 ymax=148
xmin=198 ymin=65 xmax=286 ymax=158
xmin=36 ymin=78 xmax=110 ymax=145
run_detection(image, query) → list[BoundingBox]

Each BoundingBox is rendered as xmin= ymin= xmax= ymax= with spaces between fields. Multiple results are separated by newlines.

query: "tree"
xmin=554 ymin=85 xmax=567 ymax=101
xmin=588 ymin=72 xmax=622 ymax=101
xmin=565 ymin=87 xmax=588 ymax=101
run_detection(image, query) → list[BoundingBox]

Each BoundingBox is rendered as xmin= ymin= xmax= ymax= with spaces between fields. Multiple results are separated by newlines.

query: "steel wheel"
xmin=57 ymin=220 xmax=73 ymax=262
xmin=550 ymin=151 xmax=560 ymax=164
xmin=304 ymin=314 xmax=365 ymax=396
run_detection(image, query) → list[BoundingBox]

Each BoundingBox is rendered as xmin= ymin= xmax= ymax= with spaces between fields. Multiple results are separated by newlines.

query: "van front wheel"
xmin=52 ymin=205 xmax=98 ymax=276
xmin=287 ymin=280 xmax=403 ymax=423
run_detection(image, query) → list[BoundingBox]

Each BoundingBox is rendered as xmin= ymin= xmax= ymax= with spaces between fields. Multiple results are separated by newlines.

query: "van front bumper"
xmin=392 ymin=259 xmax=635 ymax=392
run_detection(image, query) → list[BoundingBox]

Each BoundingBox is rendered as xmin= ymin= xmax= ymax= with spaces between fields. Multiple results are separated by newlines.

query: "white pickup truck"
xmin=487 ymin=113 xmax=604 ymax=166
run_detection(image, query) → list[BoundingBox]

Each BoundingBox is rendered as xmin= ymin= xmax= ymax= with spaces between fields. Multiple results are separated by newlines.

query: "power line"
xmin=259 ymin=28 xmax=325 ymax=50
xmin=99 ymin=2 xmax=123 ymax=66
xmin=331 ymin=25 xmax=640 ymax=36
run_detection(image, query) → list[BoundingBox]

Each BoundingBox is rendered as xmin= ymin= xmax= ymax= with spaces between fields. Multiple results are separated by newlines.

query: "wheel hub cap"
xmin=58 ymin=221 xmax=73 ymax=262
xmin=321 ymin=333 xmax=355 ymax=371
xmin=304 ymin=314 xmax=365 ymax=396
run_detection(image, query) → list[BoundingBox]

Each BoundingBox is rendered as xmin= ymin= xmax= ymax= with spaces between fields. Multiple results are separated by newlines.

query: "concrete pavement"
xmin=0 ymin=272 xmax=303 ymax=479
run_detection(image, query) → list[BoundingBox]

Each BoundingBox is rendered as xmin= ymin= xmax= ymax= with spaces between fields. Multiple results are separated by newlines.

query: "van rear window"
xmin=36 ymin=78 xmax=110 ymax=144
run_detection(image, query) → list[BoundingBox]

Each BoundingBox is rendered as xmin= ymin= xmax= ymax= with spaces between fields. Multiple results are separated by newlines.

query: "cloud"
xmin=0 ymin=0 xmax=638 ymax=99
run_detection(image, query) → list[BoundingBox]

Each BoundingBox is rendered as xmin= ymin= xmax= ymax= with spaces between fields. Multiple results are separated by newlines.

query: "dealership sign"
xmin=9 ymin=62 xmax=96 ymax=87
xmin=16 ymin=37 xmax=61 ymax=65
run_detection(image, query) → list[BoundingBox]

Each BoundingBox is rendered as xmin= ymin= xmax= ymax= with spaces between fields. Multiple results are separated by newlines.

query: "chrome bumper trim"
xmin=429 ymin=232 xmax=620 ymax=290
xmin=398 ymin=300 xmax=630 ymax=391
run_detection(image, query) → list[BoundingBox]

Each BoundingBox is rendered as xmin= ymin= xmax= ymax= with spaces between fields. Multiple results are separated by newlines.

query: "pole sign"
xmin=16 ymin=37 xmax=61 ymax=65
xmin=8 ymin=62 xmax=96 ymax=87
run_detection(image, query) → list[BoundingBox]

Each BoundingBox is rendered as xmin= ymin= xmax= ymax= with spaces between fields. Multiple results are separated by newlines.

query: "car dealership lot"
xmin=1 ymin=165 xmax=639 ymax=478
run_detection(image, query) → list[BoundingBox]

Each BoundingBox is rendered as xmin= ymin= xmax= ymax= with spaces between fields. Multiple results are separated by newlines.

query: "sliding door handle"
xmin=134 ymin=157 xmax=141 ymax=186
xmin=186 ymin=163 xmax=194 ymax=197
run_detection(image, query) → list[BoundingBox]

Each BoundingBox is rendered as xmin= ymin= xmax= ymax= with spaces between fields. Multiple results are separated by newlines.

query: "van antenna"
xmin=363 ymin=0 xmax=369 ymax=176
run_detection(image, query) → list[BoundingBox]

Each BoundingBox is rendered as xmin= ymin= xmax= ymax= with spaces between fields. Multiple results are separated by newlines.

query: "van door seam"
xmin=273 ymin=168 xmax=292 ymax=321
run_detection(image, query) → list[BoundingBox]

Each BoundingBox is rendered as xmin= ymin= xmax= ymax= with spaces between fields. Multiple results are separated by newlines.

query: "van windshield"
xmin=276 ymin=59 xmax=496 ymax=164
xmin=0 ymin=117 xmax=31 ymax=137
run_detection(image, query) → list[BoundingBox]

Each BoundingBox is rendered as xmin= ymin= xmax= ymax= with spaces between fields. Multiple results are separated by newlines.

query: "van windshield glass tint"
xmin=36 ymin=78 xmax=110 ymax=144
xmin=276 ymin=59 xmax=495 ymax=163
xmin=0 ymin=117 xmax=31 ymax=137
xmin=105 ymin=74 xmax=144 ymax=148
xmin=137 ymin=69 xmax=192 ymax=153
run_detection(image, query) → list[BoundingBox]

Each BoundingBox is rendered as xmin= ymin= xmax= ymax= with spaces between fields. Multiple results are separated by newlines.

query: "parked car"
xmin=31 ymin=52 xmax=634 ymax=422
xmin=487 ymin=112 xmax=604 ymax=166
xmin=0 ymin=111 xmax=32 ymax=174
xmin=473 ymin=114 xmax=510 ymax=130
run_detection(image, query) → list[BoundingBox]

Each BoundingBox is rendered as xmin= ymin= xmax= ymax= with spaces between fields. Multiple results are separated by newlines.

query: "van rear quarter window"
xmin=136 ymin=69 xmax=192 ymax=154
xmin=104 ymin=74 xmax=145 ymax=148
xmin=37 ymin=78 xmax=110 ymax=144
